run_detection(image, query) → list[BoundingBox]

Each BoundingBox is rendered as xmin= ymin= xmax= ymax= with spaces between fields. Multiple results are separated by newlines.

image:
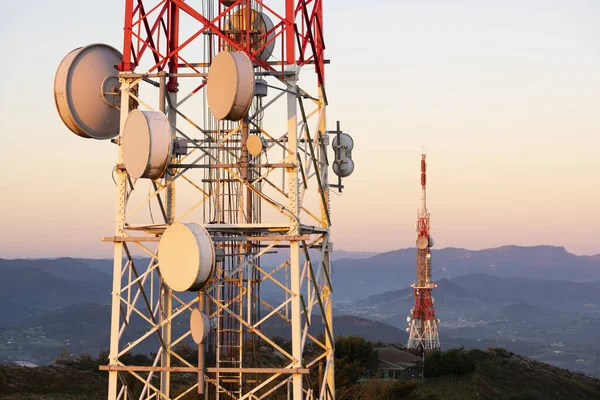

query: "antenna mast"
xmin=407 ymin=152 xmax=440 ymax=352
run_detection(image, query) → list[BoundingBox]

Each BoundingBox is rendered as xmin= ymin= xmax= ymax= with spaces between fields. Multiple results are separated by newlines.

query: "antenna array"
xmin=53 ymin=1 xmax=355 ymax=399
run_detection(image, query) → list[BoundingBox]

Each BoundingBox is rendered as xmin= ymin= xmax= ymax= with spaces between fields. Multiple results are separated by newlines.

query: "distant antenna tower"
xmin=407 ymin=153 xmax=440 ymax=351
xmin=53 ymin=1 xmax=355 ymax=399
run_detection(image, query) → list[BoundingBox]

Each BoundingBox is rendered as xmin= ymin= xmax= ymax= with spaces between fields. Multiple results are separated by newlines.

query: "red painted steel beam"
xmin=167 ymin=0 xmax=179 ymax=91
xmin=120 ymin=0 xmax=135 ymax=71
xmin=136 ymin=0 xmax=168 ymax=71
xmin=286 ymin=0 xmax=295 ymax=64
xmin=169 ymin=0 xmax=273 ymax=71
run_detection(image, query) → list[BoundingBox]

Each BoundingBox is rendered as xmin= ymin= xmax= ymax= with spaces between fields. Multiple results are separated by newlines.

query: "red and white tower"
xmin=53 ymin=1 xmax=352 ymax=399
xmin=407 ymin=153 xmax=440 ymax=351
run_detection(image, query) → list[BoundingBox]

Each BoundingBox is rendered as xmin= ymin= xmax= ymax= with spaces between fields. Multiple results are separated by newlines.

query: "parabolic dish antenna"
xmin=246 ymin=134 xmax=263 ymax=157
xmin=54 ymin=43 xmax=122 ymax=139
xmin=158 ymin=222 xmax=215 ymax=292
xmin=122 ymin=110 xmax=172 ymax=180
xmin=190 ymin=308 xmax=211 ymax=344
xmin=416 ymin=236 xmax=429 ymax=250
xmin=225 ymin=9 xmax=276 ymax=62
xmin=207 ymin=51 xmax=255 ymax=121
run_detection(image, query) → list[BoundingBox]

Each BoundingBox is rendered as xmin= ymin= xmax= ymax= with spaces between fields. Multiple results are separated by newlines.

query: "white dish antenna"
xmin=246 ymin=134 xmax=263 ymax=157
xmin=225 ymin=9 xmax=276 ymax=62
xmin=207 ymin=51 xmax=254 ymax=121
xmin=54 ymin=44 xmax=122 ymax=139
xmin=190 ymin=308 xmax=211 ymax=344
xmin=158 ymin=223 xmax=215 ymax=292
xmin=406 ymin=316 xmax=411 ymax=322
xmin=416 ymin=236 xmax=428 ymax=249
xmin=122 ymin=110 xmax=172 ymax=179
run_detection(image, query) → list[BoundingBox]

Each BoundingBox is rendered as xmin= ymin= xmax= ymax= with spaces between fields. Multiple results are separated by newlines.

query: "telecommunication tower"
xmin=406 ymin=153 xmax=440 ymax=352
xmin=53 ymin=1 xmax=355 ymax=399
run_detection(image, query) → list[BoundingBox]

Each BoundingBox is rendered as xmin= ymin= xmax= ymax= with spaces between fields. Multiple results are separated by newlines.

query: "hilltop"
xmin=406 ymin=348 xmax=600 ymax=400
xmin=1 ymin=347 xmax=599 ymax=399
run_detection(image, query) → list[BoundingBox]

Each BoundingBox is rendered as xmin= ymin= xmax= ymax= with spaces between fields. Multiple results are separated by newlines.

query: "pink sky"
xmin=0 ymin=1 xmax=599 ymax=258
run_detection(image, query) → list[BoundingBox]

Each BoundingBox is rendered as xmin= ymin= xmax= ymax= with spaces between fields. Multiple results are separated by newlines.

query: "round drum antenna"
xmin=225 ymin=9 xmax=276 ymax=62
xmin=207 ymin=51 xmax=254 ymax=121
xmin=246 ymin=134 xmax=263 ymax=157
xmin=122 ymin=110 xmax=172 ymax=180
xmin=190 ymin=308 xmax=211 ymax=344
xmin=54 ymin=43 xmax=122 ymax=139
xmin=158 ymin=222 xmax=215 ymax=292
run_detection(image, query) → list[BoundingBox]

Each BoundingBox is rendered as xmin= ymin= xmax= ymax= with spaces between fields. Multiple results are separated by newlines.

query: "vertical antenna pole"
xmin=108 ymin=77 xmax=131 ymax=400
xmin=287 ymin=78 xmax=303 ymax=400
xmin=160 ymin=5 xmax=179 ymax=389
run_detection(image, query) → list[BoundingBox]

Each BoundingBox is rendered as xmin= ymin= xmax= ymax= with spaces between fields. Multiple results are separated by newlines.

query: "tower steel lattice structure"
xmin=67 ymin=1 xmax=342 ymax=399
xmin=407 ymin=154 xmax=440 ymax=352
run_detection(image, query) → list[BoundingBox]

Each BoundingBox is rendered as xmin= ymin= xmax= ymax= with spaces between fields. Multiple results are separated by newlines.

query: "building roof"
xmin=375 ymin=347 xmax=423 ymax=369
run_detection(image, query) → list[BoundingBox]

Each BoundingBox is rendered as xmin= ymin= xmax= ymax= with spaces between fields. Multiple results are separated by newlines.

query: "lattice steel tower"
xmin=53 ymin=1 xmax=355 ymax=399
xmin=407 ymin=153 xmax=440 ymax=351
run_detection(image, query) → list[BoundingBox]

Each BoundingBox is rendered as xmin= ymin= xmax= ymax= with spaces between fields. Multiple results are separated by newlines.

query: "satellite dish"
xmin=190 ymin=308 xmax=211 ymax=344
xmin=416 ymin=236 xmax=428 ymax=249
xmin=406 ymin=316 xmax=411 ymax=322
xmin=225 ymin=9 xmax=276 ymax=62
xmin=246 ymin=134 xmax=263 ymax=157
xmin=122 ymin=110 xmax=172 ymax=179
xmin=207 ymin=51 xmax=254 ymax=121
xmin=428 ymin=237 xmax=434 ymax=248
xmin=426 ymin=253 xmax=431 ymax=259
xmin=406 ymin=328 xmax=410 ymax=332
xmin=158 ymin=222 xmax=215 ymax=292
xmin=54 ymin=43 xmax=122 ymax=139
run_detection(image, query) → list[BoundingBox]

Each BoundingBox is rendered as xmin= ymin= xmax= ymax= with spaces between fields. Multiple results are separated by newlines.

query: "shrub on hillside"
xmin=424 ymin=348 xmax=476 ymax=378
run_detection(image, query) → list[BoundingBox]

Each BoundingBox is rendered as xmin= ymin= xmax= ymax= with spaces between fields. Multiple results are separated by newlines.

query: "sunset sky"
xmin=0 ymin=0 xmax=599 ymax=258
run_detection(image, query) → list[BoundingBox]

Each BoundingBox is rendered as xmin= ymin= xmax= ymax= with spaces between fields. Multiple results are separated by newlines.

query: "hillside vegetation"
xmin=1 ymin=345 xmax=600 ymax=399
xmin=407 ymin=348 xmax=600 ymax=400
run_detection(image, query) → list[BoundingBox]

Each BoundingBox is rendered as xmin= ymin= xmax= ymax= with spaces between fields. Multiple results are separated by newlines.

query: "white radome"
xmin=190 ymin=308 xmax=211 ymax=344
xmin=158 ymin=222 xmax=215 ymax=292
xmin=122 ymin=110 xmax=172 ymax=179
xmin=207 ymin=51 xmax=254 ymax=121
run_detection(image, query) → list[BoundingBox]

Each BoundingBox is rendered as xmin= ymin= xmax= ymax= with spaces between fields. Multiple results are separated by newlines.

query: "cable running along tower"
xmin=53 ymin=1 xmax=355 ymax=399
xmin=407 ymin=153 xmax=440 ymax=352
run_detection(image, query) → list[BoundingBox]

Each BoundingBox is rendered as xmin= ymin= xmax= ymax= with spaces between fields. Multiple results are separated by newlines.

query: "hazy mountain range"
xmin=333 ymin=245 xmax=600 ymax=301
xmin=2 ymin=245 xmax=600 ymax=375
